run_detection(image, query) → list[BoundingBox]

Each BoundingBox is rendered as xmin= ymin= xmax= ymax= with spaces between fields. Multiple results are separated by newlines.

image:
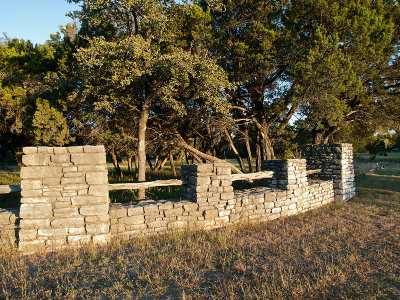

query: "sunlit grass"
xmin=0 ymin=161 xmax=399 ymax=298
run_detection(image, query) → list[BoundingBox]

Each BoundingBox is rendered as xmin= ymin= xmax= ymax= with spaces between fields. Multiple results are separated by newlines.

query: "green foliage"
xmin=32 ymin=98 xmax=73 ymax=146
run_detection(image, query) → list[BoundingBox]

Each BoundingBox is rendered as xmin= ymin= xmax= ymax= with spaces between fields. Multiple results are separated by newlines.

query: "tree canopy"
xmin=1 ymin=0 xmax=399 ymax=184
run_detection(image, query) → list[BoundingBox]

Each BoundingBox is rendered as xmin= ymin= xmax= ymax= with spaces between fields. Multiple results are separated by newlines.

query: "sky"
xmin=0 ymin=0 xmax=80 ymax=44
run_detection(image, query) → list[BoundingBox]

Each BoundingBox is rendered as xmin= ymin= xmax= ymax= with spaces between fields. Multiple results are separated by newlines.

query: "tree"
xmin=0 ymin=37 xmax=72 ymax=166
xmin=70 ymin=0 xmax=231 ymax=198
xmin=289 ymin=0 xmax=400 ymax=144
xmin=199 ymin=0 xmax=302 ymax=160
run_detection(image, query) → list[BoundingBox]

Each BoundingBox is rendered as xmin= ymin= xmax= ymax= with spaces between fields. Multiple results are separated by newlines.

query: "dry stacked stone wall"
xmin=0 ymin=208 xmax=19 ymax=245
xmin=110 ymin=160 xmax=334 ymax=238
xmin=18 ymin=146 xmax=110 ymax=253
xmin=302 ymin=144 xmax=355 ymax=201
xmin=0 ymin=144 xmax=354 ymax=253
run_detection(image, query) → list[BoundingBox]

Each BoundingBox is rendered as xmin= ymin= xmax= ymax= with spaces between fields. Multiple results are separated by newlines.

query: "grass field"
xmin=0 ymin=155 xmax=399 ymax=299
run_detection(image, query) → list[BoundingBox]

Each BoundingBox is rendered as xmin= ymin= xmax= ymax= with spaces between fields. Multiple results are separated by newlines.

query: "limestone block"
xmin=67 ymin=146 xmax=84 ymax=153
xmin=63 ymin=166 xmax=78 ymax=173
xmin=46 ymin=239 xmax=67 ymax=247
xmin=271 ymin=207 xmax=282 ymax=214
xmin=163 ymin=208 xmax=183 ymax=218
xmin=19 ymin=240 xmax=45 ymax=252
xmin=62 ymin=191 xmax=78 ymax=197
xmin=61 ymin=177 xmax=85 ymax=185
xmin=110 ymin=224 xmax=125 ymax=233
xmin=22 ymin=153 xmax=50 ymax=166
xmin=88 ymin=185 xmax=108 ymax=196
xmin=92 ymin=234 xmax=110 ymax=244
xmin=220 ymin=192 xmax=234 ymax=200
xmin=196 ymin=164 xmax=213 ymax=173
xmin=85 ymin=215 xmax=109 ymax=223
xmin=23 ymin=147 xmax=38 ymax=154
xmin=147 ymin=221 xmax=167 ymax=229
xmin=78 ymin=165 xmax=107 ymax=172
xmin=143 ymin=205 xmax=160 ymax=215
xmin=68 ymin=227 xmax=86 ymax=235
xmin=19 ymin=229 xmax=37 ymax=241
xmin=63 ymin=184 xmax=89 ymax=191
xmin=204 ymin=209 xmax=218 ymax=220
xmin=20 ymin=203 xmax=52 ymax=218
xmin=53 ymin=207 xmax=79 ymax=218
xmin=53 ymin=147 xmax=68 ymax=155
xmin=183 ymin=202 xmax=198 ymax=212
xmin=21 ymin=166 xmax=62 ymax=179
xmin=42 ymin=178 xmax=61 ymax=186
xmin=37 ymin=146 xmax=54 ymax=154
xmin=51 ymin=217 xmax=84 ymax=228
xmin=120 ymin=215 xmax=144 ymax=225
xmin=86 ymin=223 xmax=109 ymax=234
xmin=43 ymin=191 xmax=61 ymax=197
xmin=63 ymin=172 xmax=85 ymax=178
xmin=38 ymin=228 xmax=68 ymax=237
xmin=216 ymin=166 xmax=231 ymax=175
xmin=167 ymin=221 xmax=187 ymax=230
xmin=54 ymin=201 xmax=72 ymax=209
xmin=84 ymin=145 xmax=105 ymax=153
xmin=20 ymin=180 xmax=42 ymax=190
xmin=71 ymin=153 xmax=106 ymax=165
xmin=110 ymin=207 xmax=127 ymax=218
xmin=67 ymin=235 xmax=91 ymax=245
xmin=71 ymin=195 xmax=107 ymax=206
xmin=218 ymin=210 xmax=230 ymax=217
xmin=19 ymin=218 xmax=50 ymax=228
xmin=86 ymin=172 xmax=108 ymax=185
xmin=50 ymin=154 xmax=70 ymax=164
xmin=79 ymin=204 xmax=109 ymax=216
xmin=157 ymin=202 xmax=174 ymax=210
xmin=215 ymin=216 xmax=229 ymax=224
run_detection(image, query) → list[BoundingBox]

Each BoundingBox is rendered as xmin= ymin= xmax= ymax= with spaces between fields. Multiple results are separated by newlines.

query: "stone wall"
xmin=0 ymin=208 xmax=19 ymax=245
xmin=302 ymin=144 xmax=355 ymax=201
xmin=18 ymin=146 xmax=110 ymax=253
xmin=0 ymin=144 xmax=354 ymax=253
xmin=109 ymin=161 xmax=334 ymax=238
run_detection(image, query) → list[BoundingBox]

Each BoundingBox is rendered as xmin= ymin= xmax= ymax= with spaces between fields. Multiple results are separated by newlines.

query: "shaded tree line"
xmin=1 ymin=0 xmax=400 ymax=198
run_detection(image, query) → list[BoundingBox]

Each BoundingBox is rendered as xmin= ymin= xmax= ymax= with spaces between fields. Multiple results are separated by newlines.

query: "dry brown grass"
xmin=1 ymin=163 xmax=399 ymax=299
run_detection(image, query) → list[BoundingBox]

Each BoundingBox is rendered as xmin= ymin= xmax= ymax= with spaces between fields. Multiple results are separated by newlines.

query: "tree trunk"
xmin=313 ymin=130 xmax=325 ymax=144
xmin=184 ymin=150 xmax=189 ymax=164
xmin=127 ymin=156 xmax=132 ymax=174
xmin=224 ymin=127 xmax=246 ymax=173
xmin=137 ymin=100 xmax=151 ymax=200
xmin=1 ymin=147 xmax=8 ymax=169
xmin=110 ymin=148 xmax=123 ymax=178
xmin=243 ymin=126 xmax=253 ymax=173
xmin=146 ymin=154 xmax=154 ymax=170
xmin=192 ymin=135 xmax=197 ymax=164
xmin=168 ymin=146 xmax=177 ymax=177
xmin=134 ymin=153 xmax=139 ymax=178
xmin=11 ymin=149 xmax=23 ymax=169
xmin=174 ymin=133 xmax=243 ymax=174
xmin=256 ymin=133 xmax=261 ymax=172
xmin=154 ymin=156 xmax=168 ymax=171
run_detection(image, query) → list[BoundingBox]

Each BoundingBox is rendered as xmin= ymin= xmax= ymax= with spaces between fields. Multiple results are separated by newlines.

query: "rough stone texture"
xmin=110 ymin=160 xmax=335 ymax=238
xmin=0 ymin=208 xmax=19 ymax=245
xmin=18 ymin=145 xmax=109 ymax=253
xmin=0 ymin=144 xmax=354 ymax=252
xmin=302 ymin=144 xmax=355 ymax=201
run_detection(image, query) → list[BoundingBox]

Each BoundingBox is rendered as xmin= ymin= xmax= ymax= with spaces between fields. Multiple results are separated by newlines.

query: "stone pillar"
xmin=261 ymin=159 xmax=308 ymax=190
xmin=19 ymin=145 xmax=110 ymax=253
xmin=302 ymin=143 xmax=355 ymax=201
xmin=180 ymin=163 xmax=234 ymax=225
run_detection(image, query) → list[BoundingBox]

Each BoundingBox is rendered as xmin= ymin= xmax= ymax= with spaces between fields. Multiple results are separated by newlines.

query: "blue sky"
xmin=0 ymin=0 xmax=80 ymax=44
